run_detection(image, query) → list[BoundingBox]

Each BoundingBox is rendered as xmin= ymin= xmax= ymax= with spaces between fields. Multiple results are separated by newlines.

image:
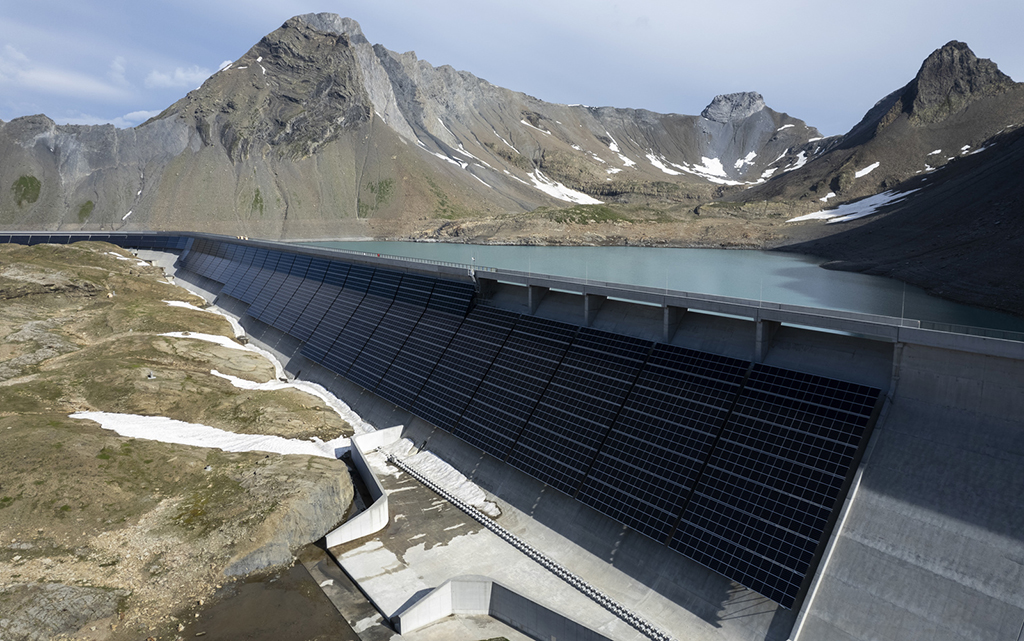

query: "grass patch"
xmin=251 ymin=189 xmax=264 ymax=216
xmin=77 ymin=201 xmax=95 ymax=223
xmin=172 ymin=471 xmax=244 ymax=536
xmin=12 ymin=175 xmax=41 ymax=206
xmin=358 ymin=178 xmax=396 ymax=218
xmin=539 ymin=204 xmax=631 ymax=225
xmin=426 ymin=178 xmax=474 ymax=220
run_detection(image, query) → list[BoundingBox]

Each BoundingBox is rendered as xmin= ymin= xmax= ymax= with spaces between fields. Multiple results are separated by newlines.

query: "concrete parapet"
xmin=325 ymin=426 xmax=403 ymax=547
xmin=393 ymin=575 xmax=613 ymax=641
xmin=754 ymin=317 xmax=781 ymax=363
xmin=585 ymin=294 xmax=607 ymax=326
xmin=663 ymin=305 xmax=686 ymax=343
xmin=528 ymin=285 xmax=550 ymax=314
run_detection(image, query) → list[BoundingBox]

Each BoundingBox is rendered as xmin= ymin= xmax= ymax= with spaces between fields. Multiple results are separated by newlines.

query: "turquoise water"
xmin=302 ymin=241 xmax=1024 ymax=333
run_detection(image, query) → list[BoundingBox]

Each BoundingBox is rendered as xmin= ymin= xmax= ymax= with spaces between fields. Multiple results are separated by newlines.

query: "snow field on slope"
xmin=70 ymin=411 xmax=348 ymax=458
xmin=787 ymin=188 xmax=921 ymax=223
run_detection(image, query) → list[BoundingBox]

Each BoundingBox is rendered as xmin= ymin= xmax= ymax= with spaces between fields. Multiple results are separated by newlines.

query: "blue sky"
xmin=1 ymin=0 xmax=1021 ymax=136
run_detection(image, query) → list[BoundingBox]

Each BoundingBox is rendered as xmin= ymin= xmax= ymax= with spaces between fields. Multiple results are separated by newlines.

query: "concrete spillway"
xmin=5 ymin=231 xmax=1024 ymax=640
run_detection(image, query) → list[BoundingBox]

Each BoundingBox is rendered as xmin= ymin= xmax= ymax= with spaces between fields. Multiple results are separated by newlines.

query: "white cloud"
xmin=0 ymin=45 xmax=132 ymax=102
xmin=144 ymin=65 xmax=213 ymax=89
xmin=55 ymin=109 xmax=162 ymax=128
xmin=108 ymin=56 xmax=128 ymax=85
xmin=0 ymin=43 xmax=138 ymax=106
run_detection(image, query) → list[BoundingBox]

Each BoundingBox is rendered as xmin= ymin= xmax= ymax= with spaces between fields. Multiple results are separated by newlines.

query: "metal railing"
xmin=6 ymin=231 xmax=1022 ymax=344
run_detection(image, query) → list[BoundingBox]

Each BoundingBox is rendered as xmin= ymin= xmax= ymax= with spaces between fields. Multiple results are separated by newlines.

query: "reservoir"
xmin=303 ymin=242 xmax=1024 ymax=335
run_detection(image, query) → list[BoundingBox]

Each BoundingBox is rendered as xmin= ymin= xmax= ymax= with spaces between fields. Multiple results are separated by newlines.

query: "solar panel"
xmin=221 ymin=248 xmax=266 ymax=298
xmin=300 ymin=264 xmax=373 ymax=364
xmin=289 ymin=261 xmax=354 ymax=343
xmin=577 ymin=345 xmax=748 ymax=543
xmin=426 ymin=279 xmax=476 ymax=315
xmin=261 ymin=255 xmax=312 ymax=327
xmin=248 ymin=254 xmax=295 ymax=319
xmin=506 ymin=328 xmax=652 ymax=496
xmin=238 ymin=251 xmax=283 ymax=304
xmin=272 ymin=257 xmax=331 ymax=335
xmin=346 ymin=274 xmax=434 ymax=392
xmin=453 ymin=316 xmax=577 ymax=460
xmin=320 ymin=270 xmax=401 ymax=376
xmin=412 ymin=306 xmax=518 ymax=431
xmin=670 ymin=364 xmax=880 ymax=608
xmin=188 ymin=250 xmax=214 ymax=278
xmin=374 ymin=308 xmax=465 ymax=408
xmin=209 ymin=243 xmax=241 ymax=283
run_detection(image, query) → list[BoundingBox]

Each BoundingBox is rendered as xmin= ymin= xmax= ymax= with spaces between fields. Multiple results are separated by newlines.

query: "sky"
xmin=1 ymin=1 xmax=1022 ymax=136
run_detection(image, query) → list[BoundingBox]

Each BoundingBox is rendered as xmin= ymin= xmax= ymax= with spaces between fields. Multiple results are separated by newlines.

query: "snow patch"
xmin=777 ymin=124 xmax=794 ymax=131
xmin=468 ymin=172 xmax=493 ymax=189
xmin=928 ymin=149 xmax=942 ymax=155
xmin=761 ymin=167 xmax=779 ymax=179
xmin=787 ymin=189 xmax=921 ymax=224
xmin=210 ymin=371 xmax=373 ymax=435
xmin=70 ymin=412 xmax=348 ymax=458
xmin=854 ymin=161 xmax=880 ymax=178
xmin=164 ymin=301 xmax=245 ymax=338
xmin=646 ymin=153 xmax=681 ymax=175
xmin=606 ymin=167 xmax=622 ymax=174
xmin=819 ymin=192 xmax=837 ymax=203
xmin=604 ymin=134 xmax=636 ymax=167
xmin=734 ymin=151 xmax=757 ymax=170
xmin=491 ymin=129 xmax=519 ymax=154
xmin=121 ymin=210 xmax=132 ymax=221
xmin=380 ymin=438 xmax=501 ymax=517
xmin=520 ymin=119 xmax=550 ymax=135
xmin=783 ymin=152 xmax=808 ymax=173
xmin=529 ymin=170 xmax=602 ymax=204
xmin=808 ymin=137 xmax=823 ymax=142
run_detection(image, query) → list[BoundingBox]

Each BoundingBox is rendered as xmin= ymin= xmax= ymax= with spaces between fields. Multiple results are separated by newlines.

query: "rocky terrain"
xmin=1 ymin=15 xmax=1023 ymax=316
xmin=0 ymin=242 xmax=354 ymax=640
xmin=0 ymin=13 xmax=821 ymax=240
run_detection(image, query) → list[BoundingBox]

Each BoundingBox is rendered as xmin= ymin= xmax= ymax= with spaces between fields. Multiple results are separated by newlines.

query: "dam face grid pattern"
xmin=174 ymin=238 xmax=882 ymax=609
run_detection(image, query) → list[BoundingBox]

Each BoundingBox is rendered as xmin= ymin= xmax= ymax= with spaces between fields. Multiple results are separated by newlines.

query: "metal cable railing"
xmin=384 ymin=451 xmax=676 ymax=641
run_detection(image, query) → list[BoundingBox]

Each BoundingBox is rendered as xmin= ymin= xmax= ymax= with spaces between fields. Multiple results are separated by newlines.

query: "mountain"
xmin=0 ymin=13 xmax=821 ymax=239
xmin=778 ymin=122 xmax=1024 ymax=318
xmin=2 ymin=16 xmax=1024 ymax=314
xmin=727 ymin=41 xmax=1024 ymax=211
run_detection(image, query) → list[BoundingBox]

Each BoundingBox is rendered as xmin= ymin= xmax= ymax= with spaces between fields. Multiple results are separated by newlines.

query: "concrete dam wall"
xmin=4 ymin=231 xmax=1023 ymax=641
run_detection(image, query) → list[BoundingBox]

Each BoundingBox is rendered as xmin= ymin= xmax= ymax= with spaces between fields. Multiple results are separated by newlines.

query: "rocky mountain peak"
xmin=294 ymin=12 xmax=369 ymax=45
xmin=906 ymin=40 xmax=1015 ymax=123
xmin=701 ymin=92 xmax=765 ymax=123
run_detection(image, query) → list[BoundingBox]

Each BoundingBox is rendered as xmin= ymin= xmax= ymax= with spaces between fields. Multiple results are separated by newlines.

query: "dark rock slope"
xmin=733 ymin=41 xmax=1024 ymax=210
xmin=780 ymin=124 xmax=1024 ymax=318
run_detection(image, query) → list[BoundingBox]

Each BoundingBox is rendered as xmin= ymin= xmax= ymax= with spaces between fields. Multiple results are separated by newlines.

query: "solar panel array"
xmin=171 ymin=237 xmax=882 ymax=609
xmin=1 ymin=232 xmax=189 ymax=249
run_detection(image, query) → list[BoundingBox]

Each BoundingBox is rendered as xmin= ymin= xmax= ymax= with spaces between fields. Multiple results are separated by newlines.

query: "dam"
xmin=4 ymin=231 xmax=1023 ymax=641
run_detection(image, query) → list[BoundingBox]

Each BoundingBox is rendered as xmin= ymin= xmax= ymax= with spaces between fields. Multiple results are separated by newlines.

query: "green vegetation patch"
xmin=540 ymin=204 xmax=631 ymax=225
xmin=251 ymin=188 xmax=265 ymax=216
xmin=426 ymin=178 xmax=474 ymax=220
xmin=77 ymin=201 xmax=95 ymax=223
xmin=358 ymin=178 xmax=396 ymax=218
xmin=173 ymin=469 xmax=245 ymax=536
xmin=12 ymin=175 xmax=41 ymax=206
